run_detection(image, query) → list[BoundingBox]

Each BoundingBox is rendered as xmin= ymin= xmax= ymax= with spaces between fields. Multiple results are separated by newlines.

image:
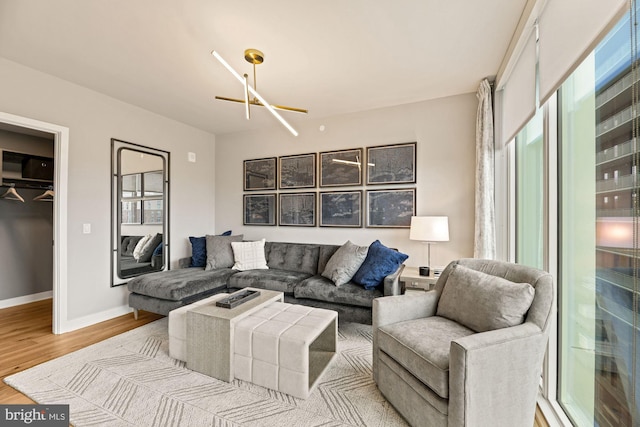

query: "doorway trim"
xmin=0 ymin=111 xmax=68 ymax=334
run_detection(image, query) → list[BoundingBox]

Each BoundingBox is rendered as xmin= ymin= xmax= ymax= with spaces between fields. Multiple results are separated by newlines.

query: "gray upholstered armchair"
xmin=372 ymin=258 xmax=555 ymax=427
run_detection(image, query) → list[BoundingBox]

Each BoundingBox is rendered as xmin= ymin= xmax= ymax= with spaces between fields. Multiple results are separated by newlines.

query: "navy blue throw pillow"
xmin=152 ymin=242 xmax=163 ymax=256
xmin=353 ymin=240 xmax=408 ymax=290
xmin=220 ymin=230 xmax=232 ymax=236
xmin=189 ymin=236 xmax=207 ymax=267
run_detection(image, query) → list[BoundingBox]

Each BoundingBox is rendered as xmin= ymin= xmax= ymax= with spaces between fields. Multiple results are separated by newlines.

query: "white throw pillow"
xmin=231 ymin=239 xmax=269 ymax=271
xmin=132 ymin=234 xmax=153 ymax=260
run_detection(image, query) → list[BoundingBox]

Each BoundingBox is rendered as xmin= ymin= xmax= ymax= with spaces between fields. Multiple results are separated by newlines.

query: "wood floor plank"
xmin=0 ymin=299 xmax=162 ymax=404
xmin=0 ymin=298 xmax=550 ymax=426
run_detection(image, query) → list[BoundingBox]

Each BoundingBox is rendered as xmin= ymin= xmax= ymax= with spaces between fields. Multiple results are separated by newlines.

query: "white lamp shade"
xmin=410 ymin=216 xmax=450 ymax=242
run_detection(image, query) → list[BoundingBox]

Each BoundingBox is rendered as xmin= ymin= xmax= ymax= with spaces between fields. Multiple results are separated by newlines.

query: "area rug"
xmin=4 ymin=318 xmax=408 ymax=427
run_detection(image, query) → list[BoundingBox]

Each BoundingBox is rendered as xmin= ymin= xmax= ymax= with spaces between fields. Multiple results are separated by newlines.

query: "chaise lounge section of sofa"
xmin=128 ymin=240 xmax=405 ymax=324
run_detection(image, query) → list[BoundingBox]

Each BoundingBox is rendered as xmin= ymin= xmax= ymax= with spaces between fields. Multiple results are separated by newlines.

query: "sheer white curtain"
xmin=474 ymin=79 xmax=496 ymax=259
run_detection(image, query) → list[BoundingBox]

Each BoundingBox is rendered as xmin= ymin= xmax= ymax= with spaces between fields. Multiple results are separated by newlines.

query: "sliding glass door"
xmin=558 ymin=5 xmax=639 ymax=425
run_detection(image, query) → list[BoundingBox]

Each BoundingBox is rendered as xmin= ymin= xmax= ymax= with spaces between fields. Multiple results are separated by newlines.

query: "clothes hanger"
xmin=33 ymin=187 xmax=54 ymax=202
xmin=1 ymin=184 xmax=25 ymax=202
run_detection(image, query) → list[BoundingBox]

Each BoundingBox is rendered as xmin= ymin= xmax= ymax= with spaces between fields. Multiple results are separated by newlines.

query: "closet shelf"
xmin=1 ymin=149 xmax=54 ymax=187
xmin=1 ymin=179 xmax=54 ymax=189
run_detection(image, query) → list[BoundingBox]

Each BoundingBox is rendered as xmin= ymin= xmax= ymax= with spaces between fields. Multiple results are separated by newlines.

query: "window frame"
xmin=498 ymin=92 xmax=573 ymax=426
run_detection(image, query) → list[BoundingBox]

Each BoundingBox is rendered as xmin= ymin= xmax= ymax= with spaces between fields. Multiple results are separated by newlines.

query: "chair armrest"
xmin=372 ymin=292 xmax=439 ymax=383
xmin=373 ymin=292 xmax=439 ymax=328
xmin=178 ymin=257 xmax=192 ymax=269
xmin=383 ymin=264 xmax=405 ymax=296
xmin=448 ymin=322 xmax=548 ymax=427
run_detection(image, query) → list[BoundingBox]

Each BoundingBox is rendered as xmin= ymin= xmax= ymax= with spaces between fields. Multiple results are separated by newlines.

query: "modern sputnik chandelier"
xmin=212 ymin=49 xmax=308 ymax=136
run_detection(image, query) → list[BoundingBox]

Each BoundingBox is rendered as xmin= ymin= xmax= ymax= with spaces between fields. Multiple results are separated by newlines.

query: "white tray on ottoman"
xmin=233 ymin=301 xmax=338 ymax=399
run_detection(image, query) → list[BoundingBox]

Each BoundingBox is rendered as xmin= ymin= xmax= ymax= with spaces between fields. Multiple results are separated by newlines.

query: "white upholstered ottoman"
xmin=233 ymin=302 xmax=338 ymax=399
xmin=168 ymin=293 xmax=228 ymax=361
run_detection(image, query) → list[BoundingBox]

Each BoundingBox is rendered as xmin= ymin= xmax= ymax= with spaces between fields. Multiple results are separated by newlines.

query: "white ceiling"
xmin=0 ymin=0 xmax=527 ymax=136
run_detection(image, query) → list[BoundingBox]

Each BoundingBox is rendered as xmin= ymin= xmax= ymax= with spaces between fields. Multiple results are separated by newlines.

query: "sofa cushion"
xmin=121 ymin=255 xmax=155 ymax=276
xmin=189 ymin=236 xmax=207 ymax=267
xmin=265 ymin=242 xmax=321 ymax=275
xmin=122 ymin=236 xmax=143 ymax=256
xmin=231 ymin=239 xmax=269 ymax=271
xmin=133 ymin=234 xmax=153 ymax=260
xmin=295 ymin=275 xmax=382 ymax=308
xmin=437 ymin=264 xmax=535 ymax=333
xmin=127 ymin=267 xmax=236 ymax=301
xmin=138 ymin=233 xmax=162 ymax=263
xmin=152 ymin=242 xmax=163 ymax=257
xmin=229 ymin=269 xmax=311 ymax=294
xmin=321 ymin=240 xmax=369 ymax=286
xmin=352 ymin=240 xmax=408 ymax=290
xmin=317 ymin=245 xmax=340 ymax=274
xmin=378 ymin=316 xmax=475 ymax=399
xmin=190 ymin=230 xmax=232 ymax=267
xmin=205 ymin=234 xmax=243 ymax=270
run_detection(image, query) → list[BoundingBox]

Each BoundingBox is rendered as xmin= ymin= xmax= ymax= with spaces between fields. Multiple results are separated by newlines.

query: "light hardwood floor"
xmin=0 ymin=299 xmax=549 ymax=426
xmin=0 ymin=299 xmax=162 ymax=404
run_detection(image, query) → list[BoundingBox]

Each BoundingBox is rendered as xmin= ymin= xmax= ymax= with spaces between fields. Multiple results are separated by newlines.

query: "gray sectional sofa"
xmin=128 ymin=241 xmax=404 ymax=324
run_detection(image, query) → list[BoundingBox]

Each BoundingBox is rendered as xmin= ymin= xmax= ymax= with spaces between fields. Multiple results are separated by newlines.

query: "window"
xmin=502 ymin=5 xmax=640 ymax=425
xmin=515 ymin=108 xmax=544 ymax=269
xmin=558 ymin=52 xmax=600 ymax=426
xmin=121 ymin=171 xmax=164 ymax=225
xmin=558 ymin=7 xmax=639 ymax=424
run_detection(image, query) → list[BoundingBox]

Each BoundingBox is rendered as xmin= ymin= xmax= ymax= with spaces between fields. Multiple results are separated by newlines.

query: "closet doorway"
xmin=0 ymin=111 xmax=68 ymax=334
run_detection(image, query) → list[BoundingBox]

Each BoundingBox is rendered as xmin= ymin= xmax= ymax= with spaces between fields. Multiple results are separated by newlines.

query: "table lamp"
xmin=409 ymin=216 xmax=449 ymax=276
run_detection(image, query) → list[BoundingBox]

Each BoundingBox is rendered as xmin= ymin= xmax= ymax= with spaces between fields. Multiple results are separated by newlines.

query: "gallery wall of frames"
xmin=242 ymin=142 xmax=416 ymax=228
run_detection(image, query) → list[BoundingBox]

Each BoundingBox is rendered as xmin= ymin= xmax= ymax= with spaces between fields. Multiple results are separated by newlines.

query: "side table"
xmin=401 ymin=266 xmax=439 ymax=292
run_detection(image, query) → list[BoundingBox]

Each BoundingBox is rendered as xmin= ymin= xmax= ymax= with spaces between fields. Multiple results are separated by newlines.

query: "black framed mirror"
xmin=111 ymin=139 xmax=170 ymax=286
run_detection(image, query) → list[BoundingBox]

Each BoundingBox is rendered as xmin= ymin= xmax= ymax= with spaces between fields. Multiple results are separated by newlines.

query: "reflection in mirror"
xmin=111 ymin=139 xmax=170 ymax=286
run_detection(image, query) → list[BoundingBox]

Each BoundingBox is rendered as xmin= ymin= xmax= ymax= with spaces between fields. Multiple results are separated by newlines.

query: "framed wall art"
xmin=366 ymin=188 xmax=416 ymax=228
xmin=244 ymin=157 xmax=277 ymax=191
xmin=279 ymin=153 xmax=316 ymax=189
xmin=320 ymin=148 xmax=363 ymax=187
xmin=243 ymin=193 xmax=277 ymax=226
xmin=279 ymin=192 xmax=316 ymax=226
xmin=366 ymin=142 xmax=416 ymax=185
xmin=320 ymin=190 xmax=362 ymax=227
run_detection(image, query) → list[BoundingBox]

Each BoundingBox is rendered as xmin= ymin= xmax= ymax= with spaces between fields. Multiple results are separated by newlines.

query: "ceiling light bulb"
xmin=243 ymin=73 xmax=250 ymax=120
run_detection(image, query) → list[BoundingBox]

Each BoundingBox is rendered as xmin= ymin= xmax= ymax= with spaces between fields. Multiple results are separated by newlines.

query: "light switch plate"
xmin=83 ymin=223 xmax=91 ymax=234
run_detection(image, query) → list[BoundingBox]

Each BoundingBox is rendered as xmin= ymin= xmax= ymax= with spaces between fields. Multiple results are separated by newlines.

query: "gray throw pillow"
xmin=321 ymin=240 xmax=368 ymax=286
xmin=436 ymin=264 xmax=535 ymax=332
xmin=138 ymin=233 xmax=163 ymax=263
xmin=205 ymin=234 xmax=244 ymax=270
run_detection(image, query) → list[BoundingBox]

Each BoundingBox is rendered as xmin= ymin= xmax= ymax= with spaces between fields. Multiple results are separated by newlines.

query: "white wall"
xmin=0 ymin=58 xmax=216 ymax=321
xmin=216 ymin=93 xmax=477 ymax=267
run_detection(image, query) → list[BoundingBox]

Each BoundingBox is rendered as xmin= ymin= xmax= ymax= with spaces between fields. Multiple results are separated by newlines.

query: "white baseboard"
xmin=0 ymin=293 xmax=136 ymax=334
xmin=0 ymin=291 xmax=53 ymax=309
xmin=59 ymin=305 xmax=135 ymax=334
